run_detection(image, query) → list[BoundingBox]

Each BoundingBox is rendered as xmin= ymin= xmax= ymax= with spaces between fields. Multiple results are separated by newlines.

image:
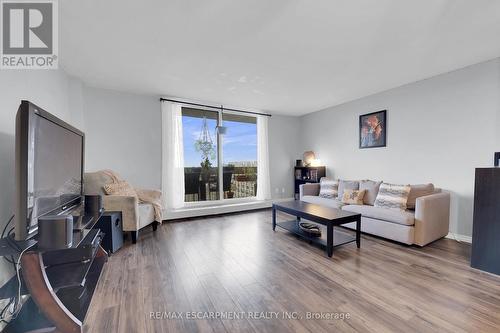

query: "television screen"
xmin=15 ymin=101 xmax=84 ymax=240
xmin=29 ymin=113 xmax=83 ymax=223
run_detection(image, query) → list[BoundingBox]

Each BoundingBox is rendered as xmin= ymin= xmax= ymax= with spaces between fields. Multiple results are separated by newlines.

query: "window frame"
xmin=181 ymin=107 xmax=258 ymax=207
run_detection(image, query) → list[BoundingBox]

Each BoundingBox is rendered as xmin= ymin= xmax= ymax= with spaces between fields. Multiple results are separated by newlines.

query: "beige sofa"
xmin=84 ymin=171 xmax=161 ymax=243
xmin=299 ymin=182 xmax=450 ymax=246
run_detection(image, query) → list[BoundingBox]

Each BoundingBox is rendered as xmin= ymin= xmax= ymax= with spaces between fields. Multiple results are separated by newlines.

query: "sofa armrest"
xmin=299 ymin=183 xmax=320 ymax=199
xmin=135 ymin=189 xmax=162 ymax=201
xmin=414 ymin=192 xmax=450 ymax=246
xmin=102 ymin=195 xmax=139 ymax=232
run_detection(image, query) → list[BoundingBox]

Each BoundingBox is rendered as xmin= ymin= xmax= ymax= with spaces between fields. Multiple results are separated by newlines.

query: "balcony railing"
xmin=184 ymin=166 xmax=257 ymax=202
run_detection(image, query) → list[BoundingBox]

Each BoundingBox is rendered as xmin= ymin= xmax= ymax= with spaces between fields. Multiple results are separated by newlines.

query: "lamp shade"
xmin=303 ymin=151 xmax=315 ymax=166
xmin=311 ymin=159 xmax=322 ymax=167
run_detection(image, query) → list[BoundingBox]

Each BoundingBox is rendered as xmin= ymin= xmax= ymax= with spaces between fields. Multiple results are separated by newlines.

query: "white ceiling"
xmin=60 ymin=0 xmax=500 ymax=116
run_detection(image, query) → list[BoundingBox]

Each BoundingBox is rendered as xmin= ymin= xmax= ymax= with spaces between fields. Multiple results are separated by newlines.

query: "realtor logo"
xmin=1 ymin=0 xmax=58 ymax=69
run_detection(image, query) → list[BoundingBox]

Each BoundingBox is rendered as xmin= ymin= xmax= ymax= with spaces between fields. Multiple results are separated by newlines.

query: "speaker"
xmin=37 ymin=215 xmax=73 ymax=250
xmin=85 ymin=195 xmax=103 ymax=215
xmin=93 ymin=212 xmax=123 ymax=254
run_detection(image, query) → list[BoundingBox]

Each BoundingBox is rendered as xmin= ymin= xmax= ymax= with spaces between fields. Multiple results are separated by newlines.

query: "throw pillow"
xmin=103 ymin=181 xmax=138 ymax=198
xmin=318 ymin=178 xmax=339 ymax=199
xmin=338 ymin=180 xmax=359 ymax=198
xmin=359 ymin=180 xmax=382 ymax=206
xmin=374 ymin=182 xmax=411 ymax=210
xmin=406 ymin=183 xmax=435 ymax=210
xmin=342 ymin=189 xmax=366 ymax=205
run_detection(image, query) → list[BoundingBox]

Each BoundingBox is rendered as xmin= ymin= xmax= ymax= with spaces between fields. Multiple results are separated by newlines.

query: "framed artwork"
xmin=359 ymin=110 xmax=386 ymax=148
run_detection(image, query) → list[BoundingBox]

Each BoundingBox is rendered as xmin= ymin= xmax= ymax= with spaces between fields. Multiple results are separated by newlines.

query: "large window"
xmin=181 ymin=107 xmax=257 ymax=203
xmin=222 ymin=114 xmax=257 ymax=199
xmin=182 ymin=108 xmax=219 ymax=202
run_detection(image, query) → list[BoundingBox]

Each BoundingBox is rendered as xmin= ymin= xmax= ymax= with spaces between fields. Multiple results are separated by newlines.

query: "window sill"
xmin=163 ymin=197 xmax=294 ymax=220
xmin=183 ymin=197 xmax=259 ymax=208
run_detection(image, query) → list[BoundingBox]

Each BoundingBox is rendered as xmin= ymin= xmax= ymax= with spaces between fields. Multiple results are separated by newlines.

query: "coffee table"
xmin=272 ymin=201 xmax=361 ymax=257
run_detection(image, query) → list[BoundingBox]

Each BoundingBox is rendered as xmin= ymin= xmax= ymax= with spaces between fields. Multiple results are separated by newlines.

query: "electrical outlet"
xmin=281 ymin=187 xmax=285 ymax=193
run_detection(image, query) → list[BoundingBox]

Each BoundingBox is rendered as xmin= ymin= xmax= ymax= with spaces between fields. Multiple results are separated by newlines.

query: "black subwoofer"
xmin=93 ymin=211 xmax=123 ymax=254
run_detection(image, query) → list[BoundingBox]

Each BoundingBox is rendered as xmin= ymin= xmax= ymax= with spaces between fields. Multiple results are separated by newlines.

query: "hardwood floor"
xmin=84 ymin=209 xmax=500 ymax=333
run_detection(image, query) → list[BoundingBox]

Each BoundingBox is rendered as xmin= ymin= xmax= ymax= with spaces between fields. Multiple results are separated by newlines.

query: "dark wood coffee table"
xmin=272 ymin=201 xmax=361 ymax=257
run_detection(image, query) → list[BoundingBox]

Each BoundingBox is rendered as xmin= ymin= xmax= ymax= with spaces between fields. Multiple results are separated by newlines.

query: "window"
xmin=222 ymin=114 xmax=257 ymax=199
xmin=181 ymin=107 xmax=257 ymax=203
xmin=182 ymin=108 xmax=219 ymax=202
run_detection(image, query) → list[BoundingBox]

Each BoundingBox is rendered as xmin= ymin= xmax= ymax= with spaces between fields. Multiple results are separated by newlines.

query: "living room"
xmin=0 ymin=1 xmax=500 ymax=332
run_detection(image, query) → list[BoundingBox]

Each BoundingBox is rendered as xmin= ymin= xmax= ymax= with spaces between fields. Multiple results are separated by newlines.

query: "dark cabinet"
xmin=294 ymin=166 xmax=326 ymax=200
xmin=471 ymin=168 xmax=500 ymax=275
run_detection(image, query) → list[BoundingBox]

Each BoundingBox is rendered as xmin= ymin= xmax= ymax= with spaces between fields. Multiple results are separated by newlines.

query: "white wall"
xmin=269 ymin=115 xmax=301 ymax=198
xmin=0 ymin=70 xmax=83 ymax=286
xmin=82 ymin=87 xmax=162 ymax=189
xmin=300 ymin=58 xmax=500 ymax=237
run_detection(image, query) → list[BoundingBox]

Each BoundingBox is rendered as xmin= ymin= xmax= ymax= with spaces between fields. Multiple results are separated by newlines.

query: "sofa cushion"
xmin=338 ymin=180 xmax=359 ymax=199
xmin=374 ymin=182 xmax=411 ymax=210
xmin=406 ymin=183 xmax=435 ymax=210
xmin=341 ymin=189 xmax=366 ymax=205
xmin=318 ymin=178 xmax=339 ymax=199
xmin=359 ymin=180 xmax=382 ymax=205
xmin=301 ymin=196 xmax=345 ymax=209
xmin=343 ymin=218 xmax=414 ymax=245
xmin=342 ymin=204 xmax=415 ymax=226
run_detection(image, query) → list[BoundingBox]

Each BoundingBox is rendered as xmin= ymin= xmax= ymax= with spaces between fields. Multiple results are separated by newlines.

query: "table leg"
xmin=272 ymin=205 xmax=276 ymax=231
xmin=327 ymin=224 xmax=333 ymax=257
xmin=356 ymin=216 xmax=361 ymax=248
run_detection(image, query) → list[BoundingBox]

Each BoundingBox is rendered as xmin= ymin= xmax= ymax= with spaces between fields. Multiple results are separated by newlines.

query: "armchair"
xmin=84 ymin=171 xmax=161 ymax=243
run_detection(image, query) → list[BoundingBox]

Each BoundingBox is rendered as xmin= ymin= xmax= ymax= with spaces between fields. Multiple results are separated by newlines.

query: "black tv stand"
xmin=0 ymin=210 xmax=107 ymax=333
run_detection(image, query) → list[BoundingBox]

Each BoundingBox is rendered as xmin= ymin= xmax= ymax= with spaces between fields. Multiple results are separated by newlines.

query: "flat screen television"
xmin=14 ymin=100 xmax=85 ymax=240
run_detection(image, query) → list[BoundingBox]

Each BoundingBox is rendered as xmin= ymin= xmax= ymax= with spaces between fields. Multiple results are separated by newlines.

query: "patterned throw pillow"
xmin=318 ymin=178 xmax=339 ymax=199
xmin=103 ymin=181 xmax=138 ymax=198
xmin=374 ymin=183 xmax=411 ymax=210
xmin=341 ymin=189 xmax=366 ymax=205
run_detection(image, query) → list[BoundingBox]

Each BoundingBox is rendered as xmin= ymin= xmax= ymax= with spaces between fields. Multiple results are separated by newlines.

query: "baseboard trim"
xmin=164 ymin=197 xmax=294 ymax=220
xmin=445 ymin=233 xmax=472 ymax=243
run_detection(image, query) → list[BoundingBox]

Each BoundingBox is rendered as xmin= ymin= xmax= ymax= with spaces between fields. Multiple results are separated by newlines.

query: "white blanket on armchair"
xmin=102 ymin=169 xmax=163 ymax=222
